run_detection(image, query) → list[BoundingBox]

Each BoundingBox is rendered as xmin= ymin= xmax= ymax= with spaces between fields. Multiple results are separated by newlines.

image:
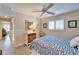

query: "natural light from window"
xmin=48 ymin=21 xmax=55 ymax=30
xmin=56 ymin=20 xmax=64 ymax=30
xmin=48 ymin=20 xmax=64 ymax=31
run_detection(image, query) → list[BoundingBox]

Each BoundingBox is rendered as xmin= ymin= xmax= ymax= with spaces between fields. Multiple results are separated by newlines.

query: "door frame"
xmin=0 ymin=16 xmax=15 ymax=45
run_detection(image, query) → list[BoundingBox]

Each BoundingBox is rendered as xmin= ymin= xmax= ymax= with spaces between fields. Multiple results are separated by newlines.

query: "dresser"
xmin=28 ymin=33 xmax=36 ymax=43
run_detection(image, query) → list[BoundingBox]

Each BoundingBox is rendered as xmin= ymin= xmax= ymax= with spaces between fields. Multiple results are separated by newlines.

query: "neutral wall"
xmin=13 ymin=11 xmax=39 ymax=45
xmin=40 ymin=10 xmax=79 ymax=40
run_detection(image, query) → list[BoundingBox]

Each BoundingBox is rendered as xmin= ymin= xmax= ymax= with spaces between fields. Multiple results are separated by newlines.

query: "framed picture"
xmin=68 ymin=20 xmax=77 ymax=28
xmin=43 ymin=23 xmax=47 ymax=28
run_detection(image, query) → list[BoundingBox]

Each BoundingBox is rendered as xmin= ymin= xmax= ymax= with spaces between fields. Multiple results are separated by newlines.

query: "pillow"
xmin=70 ymin=36 xmax=79 ymax=47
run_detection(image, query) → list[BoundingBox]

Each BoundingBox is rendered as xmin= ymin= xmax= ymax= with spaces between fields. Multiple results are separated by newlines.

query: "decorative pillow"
xmin=70 ymin=36 xmax=79 ymax=47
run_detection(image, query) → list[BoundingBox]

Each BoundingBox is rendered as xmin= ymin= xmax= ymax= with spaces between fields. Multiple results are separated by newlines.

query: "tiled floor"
xmin=0 ymin=35 xmax=31 ymax=55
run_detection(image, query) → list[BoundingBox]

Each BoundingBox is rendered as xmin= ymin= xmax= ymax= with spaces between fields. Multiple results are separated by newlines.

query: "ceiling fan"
xmin=32 ymin=3 xmax=55 ymax=17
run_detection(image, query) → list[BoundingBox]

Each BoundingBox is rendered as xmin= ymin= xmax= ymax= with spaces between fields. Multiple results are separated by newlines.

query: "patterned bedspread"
xmin=29 ymin=35 xmax=78 ymax=55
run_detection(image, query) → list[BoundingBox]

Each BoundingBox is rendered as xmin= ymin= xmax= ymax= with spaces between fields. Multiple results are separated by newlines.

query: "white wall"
xmin=40 ymin=10 xmax=79 ymax=40
xmin=13 ymin=11 xmax=39 ymax=46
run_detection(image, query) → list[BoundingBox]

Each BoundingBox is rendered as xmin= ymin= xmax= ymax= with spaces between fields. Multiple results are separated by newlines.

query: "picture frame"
xmin=43 ymin=23 xmax=47 ymax=28
xmin=68 ymin=20 xmax=77 ymax=28
xmin=27 ymin=22 xmax=33 ymax=29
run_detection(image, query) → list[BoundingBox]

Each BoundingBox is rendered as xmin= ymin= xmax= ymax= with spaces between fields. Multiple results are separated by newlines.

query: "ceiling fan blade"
xmin=45 ymin=3 xmax=54 ymax=11
xmin=40 ymin=12 xmax=45 ymax=17
xmin=47 ymin=11 xmax=55 ymax=15
xmin=32 ymin=11 xmax=42 ymax=12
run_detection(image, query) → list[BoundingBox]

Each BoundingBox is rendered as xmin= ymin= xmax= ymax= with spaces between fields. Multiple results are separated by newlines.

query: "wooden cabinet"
xmin=28 ymin=33 xmax=36 ymax=43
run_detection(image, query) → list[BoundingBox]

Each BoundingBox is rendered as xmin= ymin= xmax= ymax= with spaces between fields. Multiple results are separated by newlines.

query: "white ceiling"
xmin=1 ymin=3 xmax=79 ymax=18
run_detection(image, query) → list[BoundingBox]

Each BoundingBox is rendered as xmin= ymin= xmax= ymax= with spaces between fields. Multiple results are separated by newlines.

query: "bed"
xmin=29 ymin=35 xmax=78 ymax=55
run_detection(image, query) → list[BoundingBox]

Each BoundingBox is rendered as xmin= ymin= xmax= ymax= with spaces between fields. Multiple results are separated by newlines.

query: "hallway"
xmin=0 ymin=35 xmax=31 ymax=55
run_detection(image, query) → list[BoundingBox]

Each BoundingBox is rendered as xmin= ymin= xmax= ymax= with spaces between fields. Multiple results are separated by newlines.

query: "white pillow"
xmin=70 ymin=36 xmax=79 ymax=47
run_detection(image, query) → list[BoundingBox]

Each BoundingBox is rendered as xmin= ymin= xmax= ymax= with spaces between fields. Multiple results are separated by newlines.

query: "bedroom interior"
xmin=0 ymin=3 xmax=79 ymax=55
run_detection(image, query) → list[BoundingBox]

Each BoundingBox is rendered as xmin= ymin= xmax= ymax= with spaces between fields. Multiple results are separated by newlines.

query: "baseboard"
xmin=14 ymin=42 xmax=25 ymax=47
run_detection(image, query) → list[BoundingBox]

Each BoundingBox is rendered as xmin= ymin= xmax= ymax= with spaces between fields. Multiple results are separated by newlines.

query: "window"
xmin=3 ymin=24 xmax=10 ymax=31
xmin=48 ymin=20 xmax=64 ymax=31
xmin=48 ymin=21 xmax=55 ymax=30
xmin=56 ymin=20 xmax=64 ymax=30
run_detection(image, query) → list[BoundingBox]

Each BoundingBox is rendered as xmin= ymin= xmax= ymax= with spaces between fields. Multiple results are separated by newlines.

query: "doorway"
xmin=0 ymin=16 xmax=14 ymax=44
